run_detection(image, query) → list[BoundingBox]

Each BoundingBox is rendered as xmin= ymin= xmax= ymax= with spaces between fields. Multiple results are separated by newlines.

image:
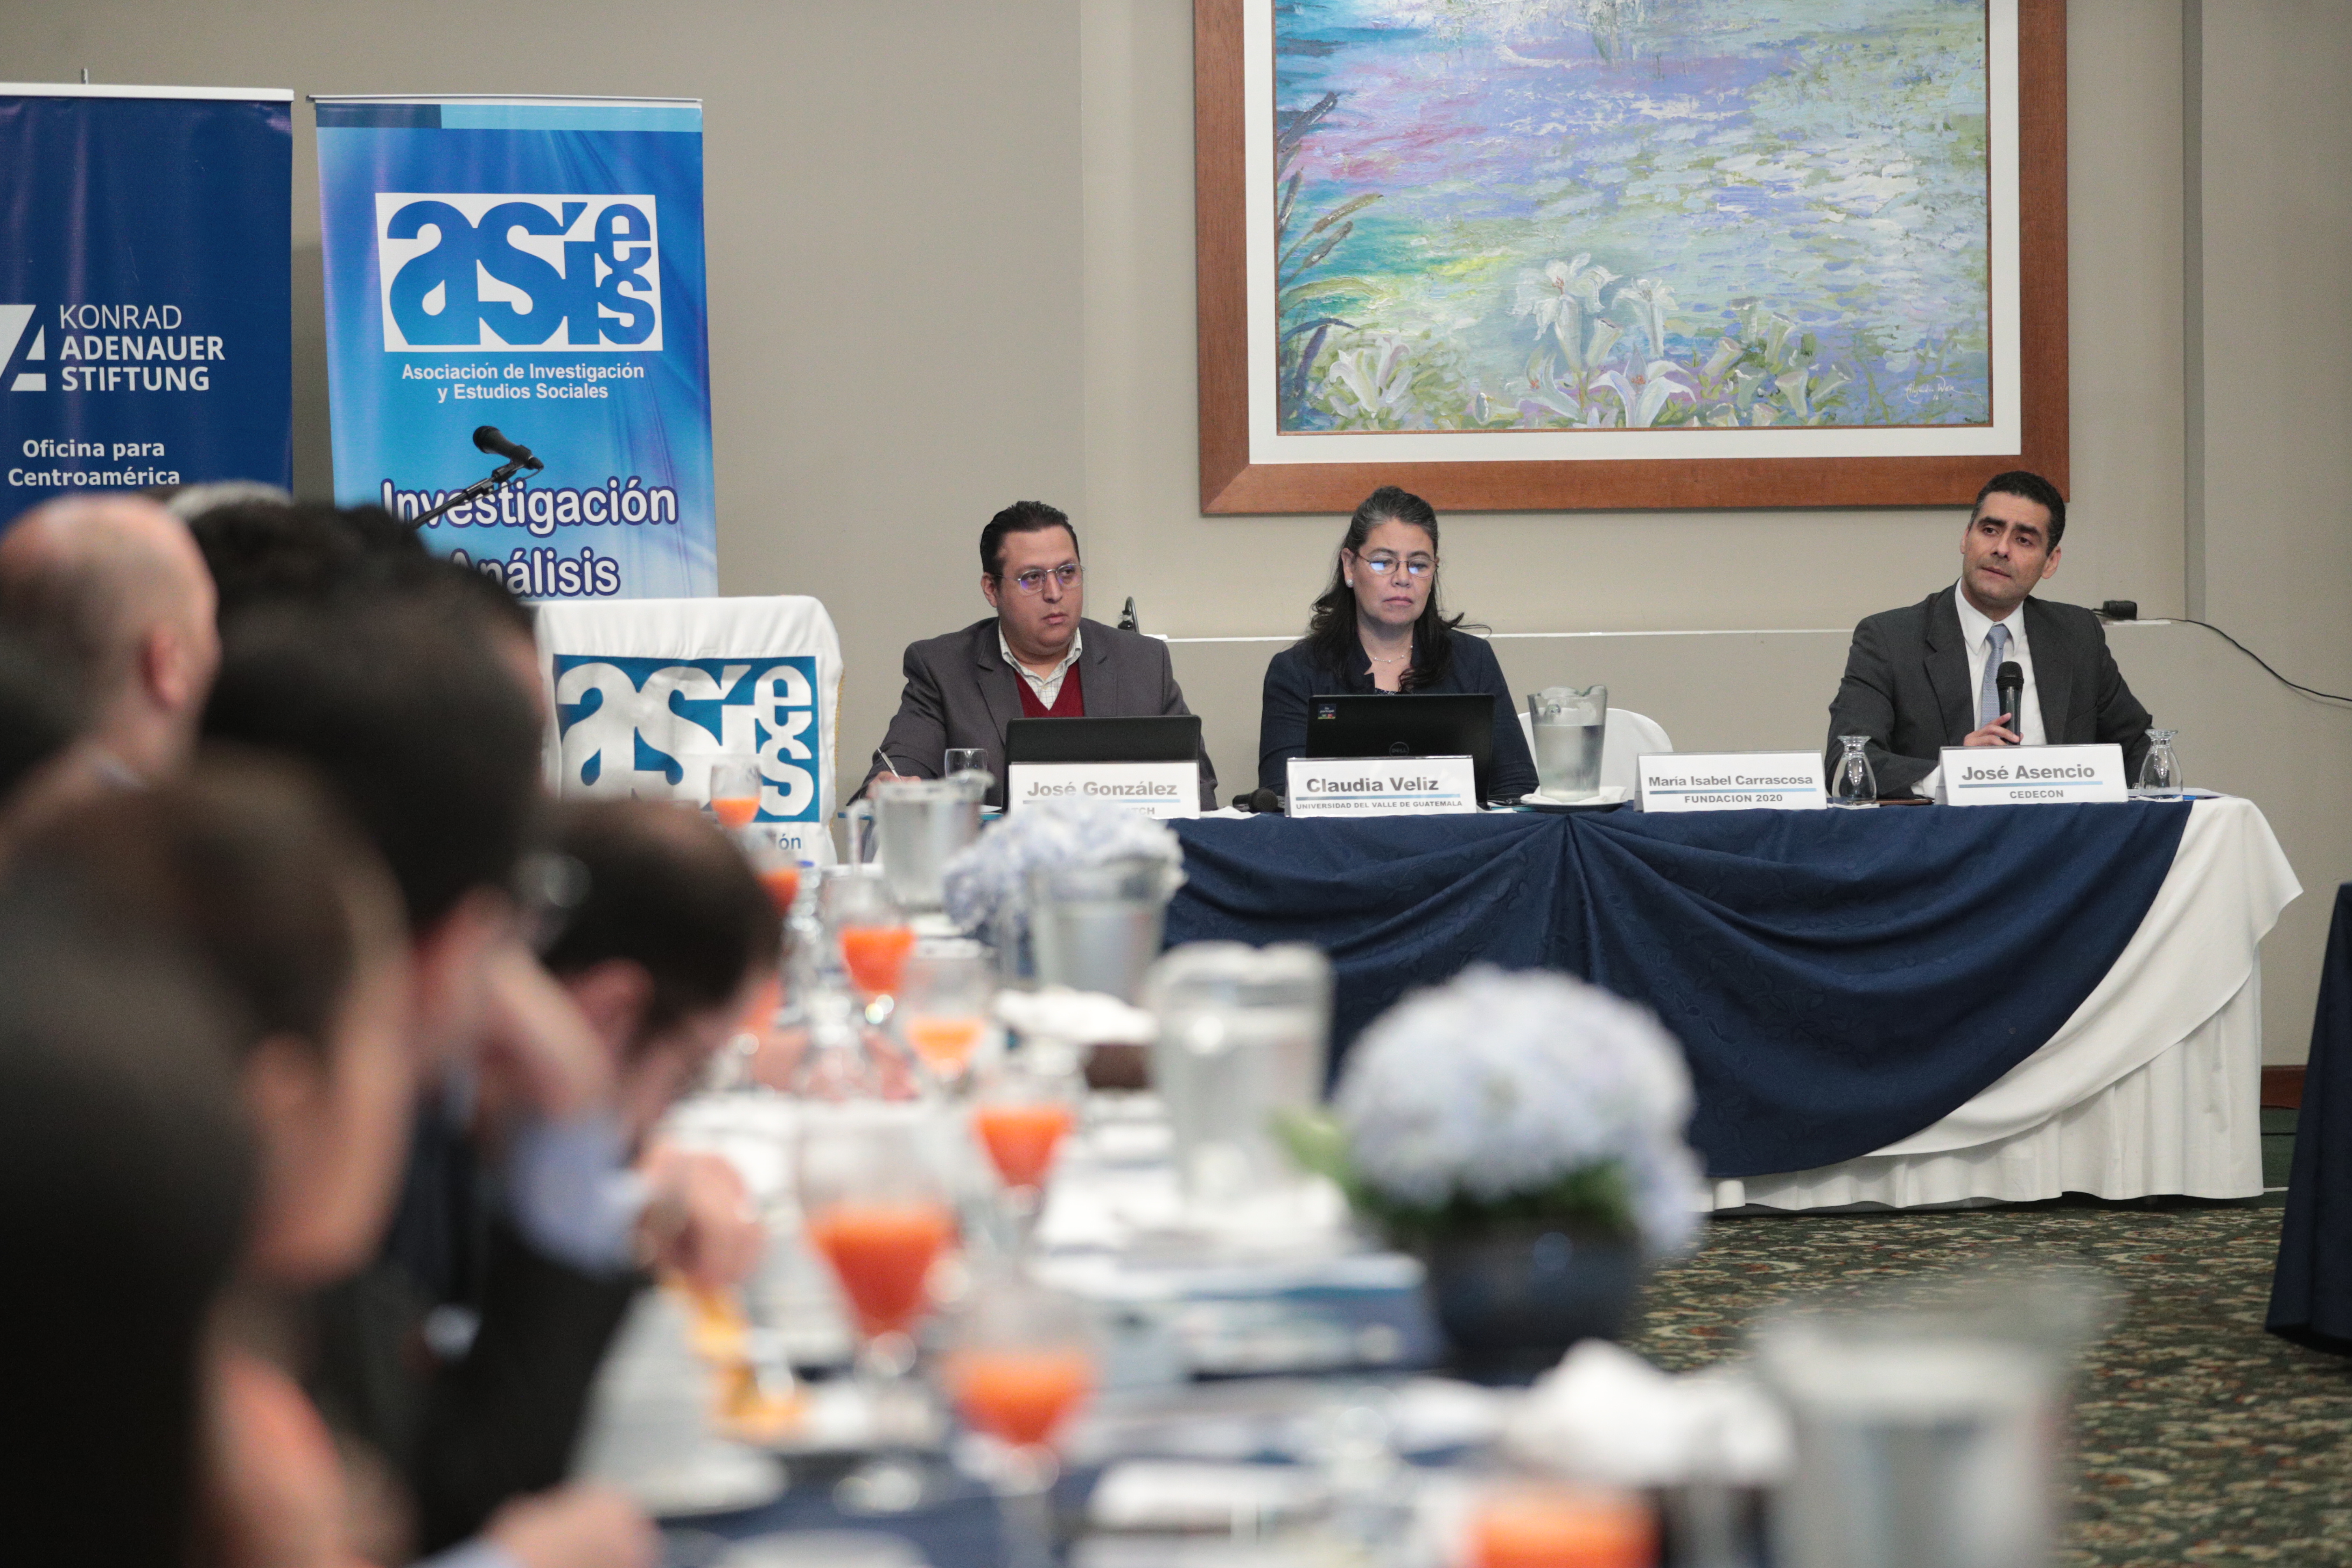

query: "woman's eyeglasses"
xmin=1355 ymin=553 xmax=1433 ymax=580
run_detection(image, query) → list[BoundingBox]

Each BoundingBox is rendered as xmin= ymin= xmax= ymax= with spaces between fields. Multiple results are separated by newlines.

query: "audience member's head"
xmin=12 ymin=751 xmax=414 ymax=1285
xmin=184 ymin=498 xmax=426 ymax=629
xmin=0 ymin=493 xmax=220 ymax=780
xmin=0 ymin=899 xmax=251 ymax=1565
xmin=202 ymin=592 xmax=544 ymax=1067
xmin=0 ymin=632 xmax=83 ymax=813
xmin=539 ymin=800 xmax=780 ymax=1138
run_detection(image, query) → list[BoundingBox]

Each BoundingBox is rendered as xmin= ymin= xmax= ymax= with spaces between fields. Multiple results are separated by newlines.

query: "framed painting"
xmin=1196 ymin=0 xmax=2066 ymax=513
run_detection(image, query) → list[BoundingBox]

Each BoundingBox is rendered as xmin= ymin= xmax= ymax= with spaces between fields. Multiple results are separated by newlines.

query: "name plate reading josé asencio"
xmin=1286 ymin=755 xmax=1477 ymax=818
xmin=1637 ymin=752 xmax=1826 ymax=813
xmin=1938 ymin=744 xmax=2127 ymax=806
xmin=1006 ymin=761 xmax=1199 ymax=819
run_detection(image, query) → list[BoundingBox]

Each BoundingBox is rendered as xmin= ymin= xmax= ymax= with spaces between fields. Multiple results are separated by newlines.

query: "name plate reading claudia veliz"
xmin=1939 ymin=743 xmax=2127 ymax=806
xmin=1287 ymin=755 xmax=1478 ymax=817
xmin=1006 ymin=761 xmax=1199 ymax=819
xmin=1637 ymin=752 xmax=1827 ymax=813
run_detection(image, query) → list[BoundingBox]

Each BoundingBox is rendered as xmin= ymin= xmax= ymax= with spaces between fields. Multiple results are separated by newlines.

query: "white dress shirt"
xmin=1000 ymin=622 xmax=1083 ymax=708
xmin=1917 ymin=582 xmax=2043 ymax=799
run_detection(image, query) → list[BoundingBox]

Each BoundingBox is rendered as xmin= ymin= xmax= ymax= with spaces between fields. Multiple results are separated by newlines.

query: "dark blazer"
xmin=1825 ymin=589 xmax=2153 ymax=797
xmin=866 ymin=616 xmax=1218 ymax=809
xmin=1258 ymin=627 xmax=1540 ymax=802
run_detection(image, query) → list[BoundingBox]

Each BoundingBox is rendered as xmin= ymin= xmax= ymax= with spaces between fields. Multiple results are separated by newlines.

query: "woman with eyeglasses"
xmin=1257 ymin=485 xmax=1538 ymax=802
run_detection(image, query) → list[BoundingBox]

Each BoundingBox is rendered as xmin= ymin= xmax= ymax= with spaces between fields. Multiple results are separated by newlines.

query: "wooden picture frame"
xmin=1195 ymin=0 xmax=2067 ymax=514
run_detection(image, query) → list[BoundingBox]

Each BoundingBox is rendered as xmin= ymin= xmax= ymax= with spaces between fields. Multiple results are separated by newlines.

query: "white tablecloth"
xmin=1711 ymin=796 xmax=2300 ymax=1211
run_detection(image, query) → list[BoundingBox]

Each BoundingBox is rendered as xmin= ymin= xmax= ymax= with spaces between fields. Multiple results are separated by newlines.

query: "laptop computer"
xmin=1004 ymin=713 xmax=1202 ymax=765
xmin=1303 ymin=692 xmax=1497 ymax=803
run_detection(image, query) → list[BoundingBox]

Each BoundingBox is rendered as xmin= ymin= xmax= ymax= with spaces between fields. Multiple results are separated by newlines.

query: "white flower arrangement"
xmin=1329 ymin=965 xmax=1702 ymax=1256
xmin=941 ymin=798 xmax=1186 ymax=934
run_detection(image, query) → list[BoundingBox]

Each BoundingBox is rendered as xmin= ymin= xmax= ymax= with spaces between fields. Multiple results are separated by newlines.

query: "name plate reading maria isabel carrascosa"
xmin=1286 ymin=755 xmax=1478 ymax=817
xmin=1938 ymin=744 xmax=2127 ymax=806
xmin=1637 ymin=753 xmax=1827 ymax=813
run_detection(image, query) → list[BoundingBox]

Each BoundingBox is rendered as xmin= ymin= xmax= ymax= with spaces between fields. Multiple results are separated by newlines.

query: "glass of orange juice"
xmin=942 ymin=1272 xmax=1097 ymax=1568
xmin=797 ymin=1105 xmax=959 ymax=1513
xmin=709 ymin=757 xmax=761 ymax=830
xmin=970 ymin=1056 xmax=1079 ymax=1251
xmin=827 ymin=871 xmax=916 ymax=1026
xmin=1468 ymin=1485 xmax=1656 ymax=1568
xmin=897 ymin=940 xmax=997 ymax=1092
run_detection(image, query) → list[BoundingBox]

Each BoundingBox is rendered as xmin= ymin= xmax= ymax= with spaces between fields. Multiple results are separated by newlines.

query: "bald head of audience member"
xmin=0 ymin=494 xmax=220 ymax=781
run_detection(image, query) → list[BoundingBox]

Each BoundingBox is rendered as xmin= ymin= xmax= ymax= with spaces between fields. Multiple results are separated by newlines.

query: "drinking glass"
xmin=829 ymin=871 xmax=917 ymax=1026
xmin=897 ymin=940 xmax=998 ymax=1092
xmin=2137 ymin=729 xmax=2183 ymax=796
xmin=1829 ymin=735 xmax=1878 ymax=808
xmin=740 ymin=831 xmax=803 ymax=922
xmin=872 ymin=778 xmax=983 ymax=914
xmin=1144 ymin=942 xmax=1332 ymax=1210
xmin=1527 ymin=685 xmax=1608 ymax=802
xmin=797 ymin=1106 xmax=959 ymax=1512
xmin=709 ymin=758 xmax=762 ymax=830
xmin=969 ymin=1055 xmax=1079 ymax=1249
xmin=941 ymin=1273 xmax=1098 ymax=1568
xmin=1468 ymin=1486 xmax=1655 ymax=1568
xmin=946 ymin=747 xmax=988 ymax=780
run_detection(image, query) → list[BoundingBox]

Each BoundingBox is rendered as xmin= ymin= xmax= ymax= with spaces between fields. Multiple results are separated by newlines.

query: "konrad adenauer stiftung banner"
xmin=315 ymin=96 xmax=716 ymax=598
xmin=0 ymin=84 xmax=294 ymax=526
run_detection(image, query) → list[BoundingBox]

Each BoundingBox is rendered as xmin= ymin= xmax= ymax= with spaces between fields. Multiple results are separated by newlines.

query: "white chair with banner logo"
xmin=533 ymin=596 xmax=844 ymax=865
xmin=1515 ymin=706 xmax=1674 ymax=794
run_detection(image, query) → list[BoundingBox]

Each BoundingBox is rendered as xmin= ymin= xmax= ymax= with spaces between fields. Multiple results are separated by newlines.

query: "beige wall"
xmin=11 ymin=0 xmax=2348 ymax=1056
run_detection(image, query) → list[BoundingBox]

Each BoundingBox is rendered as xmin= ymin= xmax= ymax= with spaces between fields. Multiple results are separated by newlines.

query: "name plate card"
xmin=1007 ymin=761 xmax=1199 ymax=819
xmin=1637 ymin=752 xmax=1826 ymax=813
xmin=1287 ymin=755 xmax=1477 ymax=817
xmin=1938 ymin=744 xmax=2127 ymax=806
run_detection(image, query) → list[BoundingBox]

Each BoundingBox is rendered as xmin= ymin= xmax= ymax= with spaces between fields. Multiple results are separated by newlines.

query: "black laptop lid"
xmin=1005 ymin=714 xmax=1202 ymax=765
xmin=1303 ymin=692 xmax=1495 ymax=803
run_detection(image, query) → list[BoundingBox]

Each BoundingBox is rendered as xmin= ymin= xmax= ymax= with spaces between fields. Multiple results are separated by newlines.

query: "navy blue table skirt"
xmin=2267 ymin=883 xmax=2352 ymax=1353
xmin=1167 ymin=803 xmax=2192 ymax=1180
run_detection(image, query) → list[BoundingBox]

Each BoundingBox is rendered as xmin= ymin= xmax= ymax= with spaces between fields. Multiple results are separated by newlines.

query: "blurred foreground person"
xmin=0 ymin=897 xmax=251 ymax=1566
xmin=184 ymin=498 xmax=424 ymax=631
xmin=0 ymin=493 xmax=220 ymax=788
xmin=405 ymin=798 xmax=781 ymax=1552
xmin=0 ymin=632 xmax=84 ymax=825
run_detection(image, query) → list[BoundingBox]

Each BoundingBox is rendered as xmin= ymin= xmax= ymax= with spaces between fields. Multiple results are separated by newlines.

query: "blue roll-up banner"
xmin=0 ymin=85 xmax=293 ymax=527
xmin=314 ymin=96 xmax=716 ymax=599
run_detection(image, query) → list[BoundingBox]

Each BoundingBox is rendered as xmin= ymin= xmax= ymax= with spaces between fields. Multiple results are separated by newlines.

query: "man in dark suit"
xmin=1825 ymin=471 xmax=2153 ymax=799
xmin=865 ymin=500 xmax=1218 ymax=808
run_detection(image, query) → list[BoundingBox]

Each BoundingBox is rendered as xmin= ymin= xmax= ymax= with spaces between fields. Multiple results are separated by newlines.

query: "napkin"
xmin=1501 ymin=1339 xmax=1790 ymax=1486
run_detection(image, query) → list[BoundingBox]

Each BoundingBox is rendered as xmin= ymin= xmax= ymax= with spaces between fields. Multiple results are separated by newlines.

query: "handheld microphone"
xmin=1996 ymin=660 xmax=2024 ymax=740
xmin=472 ymin=425 xmax=543 ymax=471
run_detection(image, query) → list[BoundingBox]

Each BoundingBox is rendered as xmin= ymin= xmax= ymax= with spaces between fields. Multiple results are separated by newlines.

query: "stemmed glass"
xmin=941 ymin=1273 xmax=1098 ymax=1568
xmin=2138 ymin=729 xmax=2184 ymax=796
xmin=797 ymin=1106 xmax=959 ymax=1512
xmin=709 ymin=757 xmax=762 ymax=829
xmin=1829 ymin=734 xmax=1878 ymax=808
xmin=969 ymin=1055 xmax=1079 ymax=1252
xmin=897 ymin=940 xmax=998 ymax=1093
xmin=829 ymin=871 xmax=916 ymax=1027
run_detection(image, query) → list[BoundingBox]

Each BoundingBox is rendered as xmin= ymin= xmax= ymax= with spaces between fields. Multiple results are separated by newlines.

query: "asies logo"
xmin=552 ymin=654 xmax=821 ymax=821
xmin=375 ymin=193 xmax=662 ymax=353
xmin=0 ymin=305 xmax=47 ymax=391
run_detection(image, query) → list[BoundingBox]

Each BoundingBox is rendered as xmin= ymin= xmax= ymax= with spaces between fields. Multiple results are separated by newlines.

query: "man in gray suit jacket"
xmin=1826 ymin=471 xmax=2152 ymax=799
xmin=864 ymin=501 xmax=1218 ymax=809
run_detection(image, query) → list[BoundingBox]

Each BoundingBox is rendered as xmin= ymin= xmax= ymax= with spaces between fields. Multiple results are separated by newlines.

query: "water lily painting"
xmin=1195 ymin=0 xmax=2068 ymax=513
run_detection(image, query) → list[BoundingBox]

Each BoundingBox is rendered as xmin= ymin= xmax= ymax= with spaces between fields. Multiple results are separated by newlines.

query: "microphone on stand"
xmin=1996 ymin=660 xmax=2024 ymax=742
xmin=472 ymin=425 xmax=543 ymax=472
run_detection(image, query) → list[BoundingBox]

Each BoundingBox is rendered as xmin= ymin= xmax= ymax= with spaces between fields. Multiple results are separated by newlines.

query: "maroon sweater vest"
xmin=1015 ymin=660 xmax=1086 ymax=718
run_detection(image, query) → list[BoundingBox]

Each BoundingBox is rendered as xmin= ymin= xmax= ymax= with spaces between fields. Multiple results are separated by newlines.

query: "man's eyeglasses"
xmin=1356 ymin=552 xmax=1434 ymax=580
xmin=1006 ymin=563 xmax=1082 ymax=594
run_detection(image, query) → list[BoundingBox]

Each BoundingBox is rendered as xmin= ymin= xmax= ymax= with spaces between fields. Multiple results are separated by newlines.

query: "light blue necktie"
xmin=1978 ymin=622 xmax=2012 ymax=729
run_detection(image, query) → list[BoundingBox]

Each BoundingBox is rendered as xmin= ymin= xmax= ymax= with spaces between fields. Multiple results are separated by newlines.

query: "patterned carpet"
xmin=1620 ymin=1200 xmax=2352 ymax=1565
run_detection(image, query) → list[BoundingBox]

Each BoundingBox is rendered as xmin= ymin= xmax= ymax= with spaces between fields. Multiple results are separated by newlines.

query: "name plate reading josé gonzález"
xmin=1938 ymin=743 xmax=2127 ymax=806
xmin=1637 ymin=752 xmax=1827 ymax=813
xmin=1006 ymin=761 xmax=1200 ymax=820
xmin=1286 ymin=755 xmax=1478 ymax=817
